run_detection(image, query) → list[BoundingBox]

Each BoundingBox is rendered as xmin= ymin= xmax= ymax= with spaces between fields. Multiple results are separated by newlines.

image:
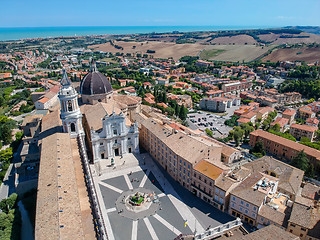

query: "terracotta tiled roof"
xmin=290 ymin=123 xmax=317 ymax=132
xmin=194 ymin=160 xmax=223 ymax=180
xmin=250 ymin=130 xmax=320 ymax=161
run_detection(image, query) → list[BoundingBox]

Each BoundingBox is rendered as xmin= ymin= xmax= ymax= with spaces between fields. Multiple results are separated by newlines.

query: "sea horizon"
xmin=0 ymin=25 xmax=279 ymax=41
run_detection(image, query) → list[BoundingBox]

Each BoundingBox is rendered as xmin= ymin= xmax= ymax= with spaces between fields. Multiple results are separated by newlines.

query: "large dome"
xmin=80 ymin=60 xmax=112 ymax=95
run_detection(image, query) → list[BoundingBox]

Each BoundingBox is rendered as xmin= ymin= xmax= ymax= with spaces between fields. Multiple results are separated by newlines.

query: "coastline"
xmin=0 ymin=25 xmax=276 ymax=42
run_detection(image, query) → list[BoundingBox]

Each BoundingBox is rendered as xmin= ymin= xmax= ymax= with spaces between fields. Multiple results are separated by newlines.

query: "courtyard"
xmin=92 ymin=153 xmax=234 ymax=240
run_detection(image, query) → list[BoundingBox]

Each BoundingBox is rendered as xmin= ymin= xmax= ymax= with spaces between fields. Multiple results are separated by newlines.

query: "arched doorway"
xmin=70 ymin=123 xmax=76 ymax=132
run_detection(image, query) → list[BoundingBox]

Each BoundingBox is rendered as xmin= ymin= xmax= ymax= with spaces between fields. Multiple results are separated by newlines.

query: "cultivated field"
xmin=262 ymin=47 xmax=320 ymax=63
xmin=258 ymin=32 xmax=320 ymax=44
xmin=200 ymin=45 xmax=275 ymax=62
xmin=208 ymin=34 xmax=257 ymax=45
xmin=89 ymin=41 xmax=206 ymax=60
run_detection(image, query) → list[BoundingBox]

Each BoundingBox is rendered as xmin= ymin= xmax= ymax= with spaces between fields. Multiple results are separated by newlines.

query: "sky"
xmin=1 ymin=0 xmax=319 ymax=28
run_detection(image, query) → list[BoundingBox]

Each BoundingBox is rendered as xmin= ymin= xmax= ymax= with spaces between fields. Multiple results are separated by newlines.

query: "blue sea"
xmin=0 ymin=26 xmax=274 ymax=41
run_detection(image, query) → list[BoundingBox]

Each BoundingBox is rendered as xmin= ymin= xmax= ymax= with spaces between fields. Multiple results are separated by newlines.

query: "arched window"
xmin=70 ymin=123 xmax=76 ymax=132
xmin=67 ymin=100 xmax=73 ymax=112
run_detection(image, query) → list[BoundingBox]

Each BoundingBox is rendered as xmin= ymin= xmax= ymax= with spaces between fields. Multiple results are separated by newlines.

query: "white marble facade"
xmin=91 ymin=111 xmax=139 ymax=162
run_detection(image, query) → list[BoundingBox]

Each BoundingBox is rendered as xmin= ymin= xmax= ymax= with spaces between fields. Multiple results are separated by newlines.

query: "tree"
xmin=165 ymin=107 xmax=175 ymax=116
xmin=300 ymin=137 xmax=310 ymax=143
xmin=305 ymin=164 xmax=315 ymax=178
xmin=179 ymin=105 xmax=187 ymax=120
xmin=174 ymin=103 xmax=180 ymax=117
xmin=0 ymin=125 xmax=12 ymax=145
xmin=240 ymin=123 xmax=255 ymax=138
xmin=0 ymin=199 xmax=8 ymax=213
xmin=6 ymin=193 xmax=17 ymax=210
xmin=250 ymin=141 xmax=266 ymax=156
xmin=270 ymin=123 xmax=281 ymax=132
xmin=228 ymin=130 xmax=234 ymax=139
xmin=205 ymin=129 xmax=213 ymax=137
xmin=233 ymin=126 xmax=244 ymax=146
xmin=291 ymin=150 xmax=310 ymax=173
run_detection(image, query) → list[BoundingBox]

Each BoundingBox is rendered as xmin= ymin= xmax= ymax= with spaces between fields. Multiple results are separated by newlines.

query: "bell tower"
xmin=58 ymin=69 xmax=84 ymax=138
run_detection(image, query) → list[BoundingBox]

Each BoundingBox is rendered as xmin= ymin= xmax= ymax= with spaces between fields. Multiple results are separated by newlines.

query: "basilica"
xmin=58 ymin=60 xmax=141 ymax=163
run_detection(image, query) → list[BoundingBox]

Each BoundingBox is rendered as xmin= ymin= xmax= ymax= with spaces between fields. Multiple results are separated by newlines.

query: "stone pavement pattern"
xmin=93 ymin=153 xmax=232 ymax=240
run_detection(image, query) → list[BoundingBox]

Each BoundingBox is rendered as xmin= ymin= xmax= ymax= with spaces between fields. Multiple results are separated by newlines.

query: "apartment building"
xmin=309 ymin=101 xmax=320 ymax=113
xmin=224 ymin=94 xmax=241 ymax=106
xmin=194 ymin=74 xmax=216 ymax=83
xmin=287 ymin=200 xmax=320 ymax=240
xmin=229 ymin=173 xmax=276 ymax=226
xmin=206 ymin=90 xmax=223 ymax=98
xmin=167 ymin=93 xmax=193 ymax=108
xmin=256 ymin=96 xmax=278 ymax=108
xmin=306 ymin=117 xmax=319 ymax=128
xmin=140 ymin=118 xmax=222 ymax=190
xmin=250 ymin=129 xmax=320 ymax=171
xmin=290 ymin=124 xmax=318 ymax=141
xmin=298 ymin=106 xmax=316 ymax=120
xmin=282 ymin=109 xmax=296 ymax=125
xmin=192 ymin=135 xmax=242 ymax=165
xmin=195 ymin=60 xmax=214 ymax=68
xmin=213 ymin=168 xmax=251 ymax=212
xmin=271 ymin=117 xmax=289 ymax=132
xmin=221 ymin=81 xmax=253 ymax=94
xmin=229 ymin=156 xmax=304 ymax=228
xmin=192 ymin=160 xmax=224 ymax=204
xmin=199 ymin=97 xmax=233 ymax=113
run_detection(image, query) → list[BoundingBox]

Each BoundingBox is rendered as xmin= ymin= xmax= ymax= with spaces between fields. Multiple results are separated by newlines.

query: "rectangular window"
xmin=113 ymin=129 xmax=117 ymax=135
xmin=252 ymin=213 xmax=256 ymax=218
xmin=246 ymin=203 xmax=249 ymax=207
xmin=241 ymin=201 xmax=244 ymax=205
xmin=253 ymin=206 xmax=257 ymax=211
xmin=232 ymin=196 xmax=235 ymax=201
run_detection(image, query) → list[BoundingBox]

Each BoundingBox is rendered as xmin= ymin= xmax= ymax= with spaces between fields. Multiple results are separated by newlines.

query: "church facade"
xmin=91 ymin=112 xmax=139 ymax=161
xmin=58 ymin=60 xmax=140 ymax=163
